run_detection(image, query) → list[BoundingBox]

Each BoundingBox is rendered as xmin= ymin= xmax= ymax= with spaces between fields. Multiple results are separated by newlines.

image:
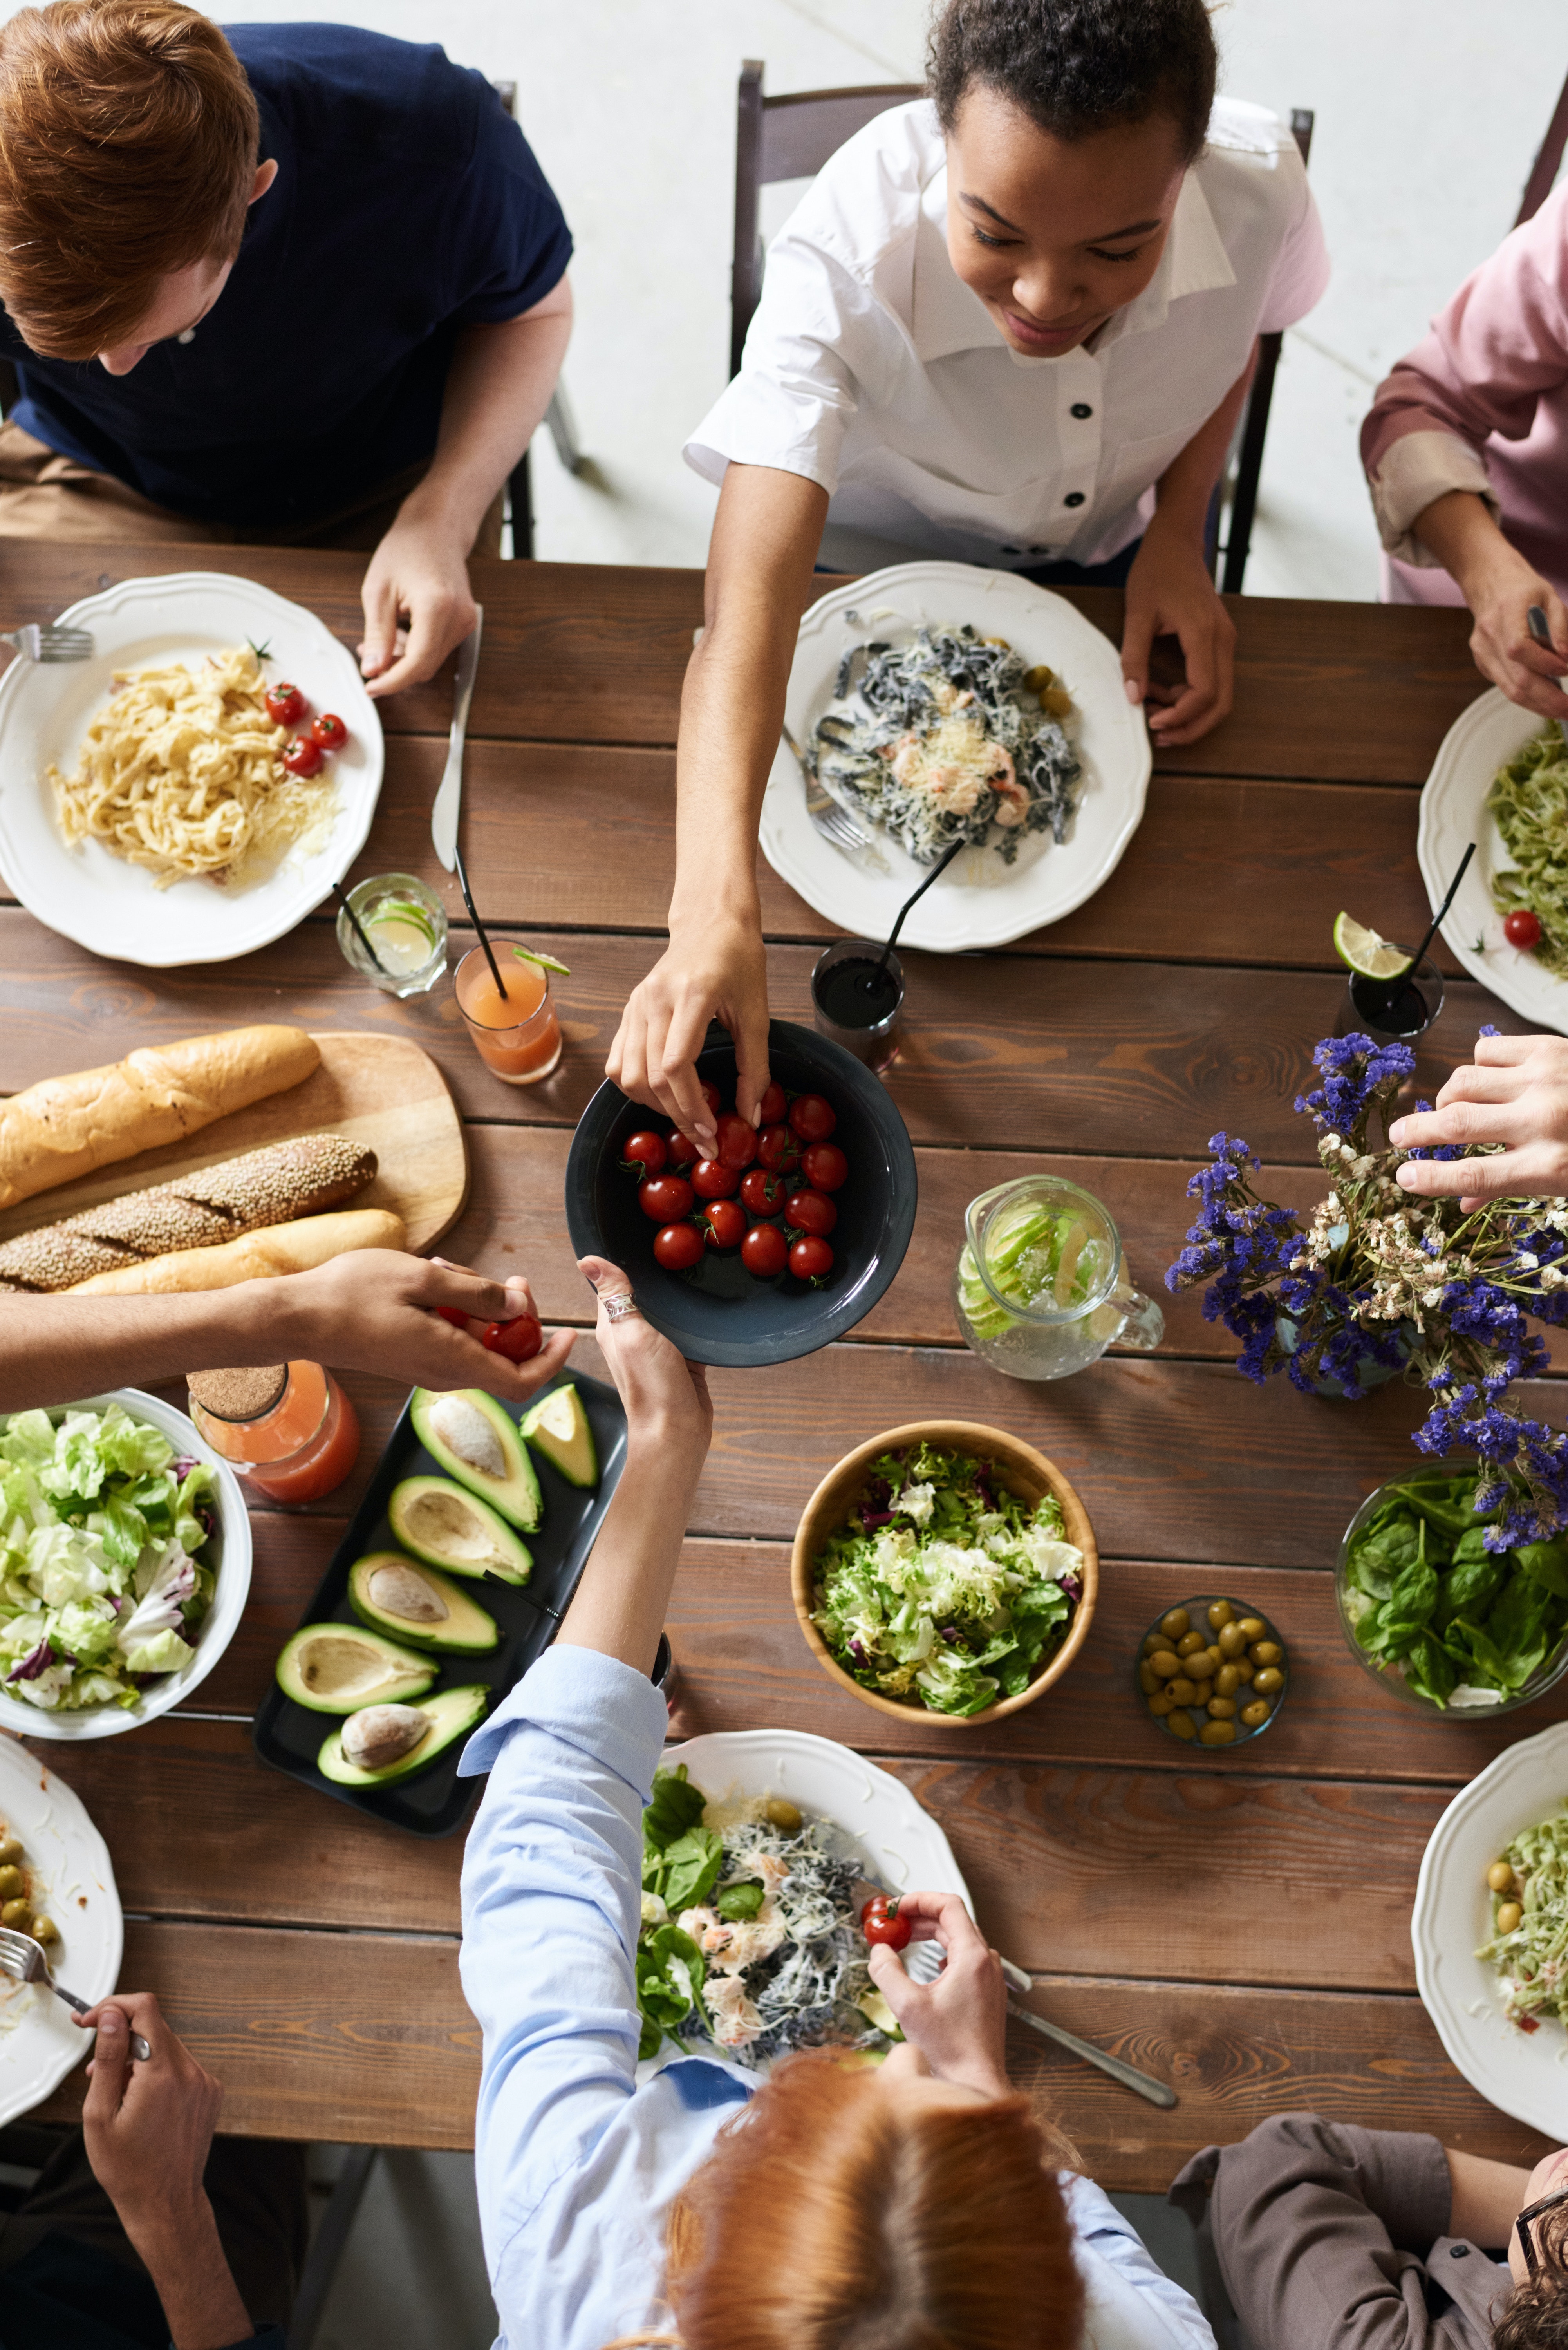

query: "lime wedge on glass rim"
xmin=511 ymin=945 xmax=571 ymax=976
xmin=1332 ymin=913 xmax=1412 ymax=981
xmin=367 ymin=897 xmax=436 ymax=945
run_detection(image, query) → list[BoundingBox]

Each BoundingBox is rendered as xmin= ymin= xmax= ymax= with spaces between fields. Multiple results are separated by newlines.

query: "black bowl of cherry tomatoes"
xmin=565 ymin=1018 xmax=917 ymax=1367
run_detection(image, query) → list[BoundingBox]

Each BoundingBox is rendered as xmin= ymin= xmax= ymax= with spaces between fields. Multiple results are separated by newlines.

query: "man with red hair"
xmin=0 ymin=2 xmax=572 ymax=695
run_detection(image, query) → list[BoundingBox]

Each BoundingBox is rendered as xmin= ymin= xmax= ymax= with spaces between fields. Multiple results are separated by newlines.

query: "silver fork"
xmin=0 ymin=1926 xmax=150 ymax=2057
xmin=780 ymin=719 xmax=881 ymax=860
xmin=0 ymin=621 xmax=94 ymax=663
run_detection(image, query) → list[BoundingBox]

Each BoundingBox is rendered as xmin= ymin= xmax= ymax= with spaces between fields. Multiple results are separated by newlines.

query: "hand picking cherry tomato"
xmin=639 ymin=1173 xmax=694 ymax=1223
xmin=756 ymin=1123 xmax=801 ymax=1175
xmin=860 ymin=1894 xmax=911 ymax=1951
xmin=788 ymin=1093 xmax=836 ymax=1144
xmin=757 ymin=1081 xmax=787 ymax=1124
xmin=309 ymin=711 xmax=347 ymax=751
xmin=741 ymin=1166 xmax=788 ymax=1217
xmin=435 ymin=1305 xmax=470 ymax=1329
xmin=800 ymin=1141 xmax=848 ymax=1193
xmin=690 ymin=1157 xmax=740 ymax=1201
xmin=1505 ymin=908 xmax=1544 ymax=949
xmin=665 ymin=1128 xmax=700 ymax=1169
xmin=481 ymin=1313 xmax=543 ymax=1363
xmin=654 ymin=1221 xmax=704 ymax=1271
xmin=788 ymin=1187 xmax=837 ymax=1238
xmin=282 ymin=735 xmax=325 ymax=777
xmin=264 ymin=682 xmax=306 ymax=727
xmin=620 ymin=1130 xmax=668 ymax=1179
xmin=701 ymin=1198 xmax=746 ymax=1250
xmin=741 ymin=1221 xmax=788 ymax=1278
xmin=789 ymin=1234 xmax=834 ymax=1282
xmin=715 ymin=1110 xmax=759 ymax=1170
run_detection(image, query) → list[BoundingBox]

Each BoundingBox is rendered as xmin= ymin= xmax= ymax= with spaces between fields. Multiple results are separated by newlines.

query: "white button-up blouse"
xmin=686 ymin=97 xmax=1328 ymax=575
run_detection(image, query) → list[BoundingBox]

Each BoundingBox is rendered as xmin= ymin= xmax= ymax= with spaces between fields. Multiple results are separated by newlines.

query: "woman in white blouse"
xmin=609 ymin=0 xmax=1328 ymax=1144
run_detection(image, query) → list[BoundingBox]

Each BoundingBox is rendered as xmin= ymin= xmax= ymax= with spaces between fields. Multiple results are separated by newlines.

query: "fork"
xmin=0 ymin=1926 xmax=150 ymax=2058
xmin=0 ymin=620 xmax=94 ymax=663
xmin=780 ymin=719 xmax=878 ymax=859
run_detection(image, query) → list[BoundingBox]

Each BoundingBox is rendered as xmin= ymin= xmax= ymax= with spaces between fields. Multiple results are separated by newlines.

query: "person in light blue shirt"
xmin=458 ymin=1253 xmax=1216 ymax=2350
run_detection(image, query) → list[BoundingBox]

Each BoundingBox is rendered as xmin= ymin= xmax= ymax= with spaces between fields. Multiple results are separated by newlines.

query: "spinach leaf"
xmin=1438 ymin=1551 xmax=1507 ymax=1629
xmin=635 ymin=1923 xmax=706 ymax=2057
xmin=1346 ymin=1509 xmax=1421 ymax=1603
xmin=1517 ymin=1539 xmax=1568 ymax=1600
xmin=659 ymin=1827 xmax=724 ymax=1913
xmin=1404 ymin=1628 xmax=1458 ymax=1708
xmin=715 ymin=1880 xmax=765 ymax=1922
xmin=645 ymin=1766 xmax=706 ymax=1851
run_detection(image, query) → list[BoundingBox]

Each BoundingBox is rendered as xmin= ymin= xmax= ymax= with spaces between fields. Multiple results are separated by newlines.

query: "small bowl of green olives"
xmin=1136 ymin=1596 xmax=1289 ymax=1750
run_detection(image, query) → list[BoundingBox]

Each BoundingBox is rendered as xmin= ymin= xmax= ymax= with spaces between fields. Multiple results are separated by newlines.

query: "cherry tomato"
xmin=282 ymin=735 xmax=325 ymax=777
xmin=741 ymin=1166 xmax=788 ymax=1217
xmin=1505 ymin=908 xmax=1544 ymax=949
xmin=639 ymin=1174 xmax=694 ymax=1223
xmin=757 ymin=1081 xmax=787 ymax=1124
xmin=756 ymin=1123 xmax=801 ymax=1175
xmin=788 ymin=1093 xmax=836 ymax=1143
xmin=698 ymin=1080 xmax=722 ymax=1118
xmin=715 ymin=1111 xmax=759 ymax=1170
xmin=789 ymin=1234 xmax=834 ymax=1282
xmin=620 ymin=1130 xmax=667 ymax=1179
xmin=690 ymin=1158 xmax=740 ymax=1201
xmin=788 ymin=1187 xmax=837 ymax=1238
xmin=264 ymin=682 xmax=306 ymax=726
xmin=653 ymin=1221 xmax=704 ymax=1271
xmin=741 ymin=1221 xmax=788 ymax=1278
xmin=665 ymin=1128 xmax=700 ymax=1168
xmin=309 ymin=711 xmax=347 ymax=751
xmin=860 ymin=1895 xmax=911 ymax=1951
xmin=701 ymin=1198 xmax=746 ymax=1250
xmin=800 ymin=1141 xmax=848 ymax=1193
xmin=481 ymin=1313 xmax=542 ymax=1363
xmin=434 ymin=1305 xmax=469 ymax=1329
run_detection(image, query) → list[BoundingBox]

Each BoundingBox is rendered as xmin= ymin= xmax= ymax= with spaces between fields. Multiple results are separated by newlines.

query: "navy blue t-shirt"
xmin=0 ymin=24 xmax=572 ymax=528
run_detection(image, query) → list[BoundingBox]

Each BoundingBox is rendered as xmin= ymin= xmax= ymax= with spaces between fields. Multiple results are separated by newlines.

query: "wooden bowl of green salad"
xmin=791 ymin=1420 xmax=1098 ymax=1726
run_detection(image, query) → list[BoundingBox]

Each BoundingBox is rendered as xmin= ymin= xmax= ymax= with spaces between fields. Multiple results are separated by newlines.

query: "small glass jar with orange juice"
xmin=187 ymin=1363 xmax=360 ymax=1505
xmin=455 ymin=942 xmax=564 ymax=1085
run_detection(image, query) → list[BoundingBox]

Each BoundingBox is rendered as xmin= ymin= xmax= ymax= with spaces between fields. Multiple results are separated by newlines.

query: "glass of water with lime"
xmin=954 ymin=1174 xmax=1165 ymax=1379
xmin=335 ymin=872 xmax=448 ymax=998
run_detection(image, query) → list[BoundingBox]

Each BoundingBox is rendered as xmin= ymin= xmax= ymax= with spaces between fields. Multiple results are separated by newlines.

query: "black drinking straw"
xmin=452 ymin=835 xmax=508 ymax=1001
xmin=1359 ymin=841 xmax=1475 ymax=1009
xmin=332 ymin=879 xmax=390 ymax=977
xmin=868 ymin=835 xmax=967 ymax=985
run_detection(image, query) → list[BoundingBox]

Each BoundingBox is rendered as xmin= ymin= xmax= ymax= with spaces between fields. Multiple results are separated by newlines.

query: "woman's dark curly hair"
xmin=1495 ymin=2202 xmax=1568 ymax=2350
xmin=928 ymin=0 xmax=1218 ymax=164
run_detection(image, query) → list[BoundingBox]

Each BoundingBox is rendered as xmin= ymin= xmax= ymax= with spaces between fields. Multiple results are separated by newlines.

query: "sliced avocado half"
xmin=317 ymin=1684 xmax=490 ymax=1786
xmin=347 ymin=1551 xmax=500 ymax=1655
xmin=388 ymin=1475 xmax=532 ymax=1585
xmin=520 ymin=1382 xmax=598 ymax=1489
xmin=275 ymin=1622 xmax=435 ymax=1714
xmin=410 ymin=1389 xmax=542 ymax=1531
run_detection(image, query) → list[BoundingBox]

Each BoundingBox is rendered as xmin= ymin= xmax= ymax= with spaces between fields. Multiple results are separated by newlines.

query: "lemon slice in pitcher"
xmin=1332 ymin=913 xmax=1412 ymax=981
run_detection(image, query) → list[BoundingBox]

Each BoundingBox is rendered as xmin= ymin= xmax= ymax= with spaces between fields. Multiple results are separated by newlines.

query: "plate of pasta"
xmin=0 ymin=571 xmax=383 ymax=966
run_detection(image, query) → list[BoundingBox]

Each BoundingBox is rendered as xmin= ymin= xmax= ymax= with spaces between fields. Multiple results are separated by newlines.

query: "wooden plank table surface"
xmin=5 ymin=544 xmax=1559 ymax=2185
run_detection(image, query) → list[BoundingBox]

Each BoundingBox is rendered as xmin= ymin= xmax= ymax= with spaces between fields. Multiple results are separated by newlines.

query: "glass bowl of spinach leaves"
xmin=1337 ymin=1463 xmax=1568 ymax=1715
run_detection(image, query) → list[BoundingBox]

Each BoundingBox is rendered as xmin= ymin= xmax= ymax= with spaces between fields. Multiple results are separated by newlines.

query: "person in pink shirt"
xmin=1361 ymin=183 xmax=1568 ymax=725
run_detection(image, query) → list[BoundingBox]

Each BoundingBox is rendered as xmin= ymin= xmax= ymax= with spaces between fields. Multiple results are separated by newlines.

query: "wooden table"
xmin=5 ymin=544 xmax=1563 ymax=2183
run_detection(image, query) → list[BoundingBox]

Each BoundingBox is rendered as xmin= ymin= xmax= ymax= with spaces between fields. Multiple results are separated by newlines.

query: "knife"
xmin=430 ymin=606 xmax=484 ymax=873
xmin=1526 ymin=606 xmax=1568 ymax=748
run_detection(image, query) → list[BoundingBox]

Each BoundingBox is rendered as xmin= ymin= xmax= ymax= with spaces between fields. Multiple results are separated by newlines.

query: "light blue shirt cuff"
xmin=458 ymin=1641 xmax=668 ymax=1791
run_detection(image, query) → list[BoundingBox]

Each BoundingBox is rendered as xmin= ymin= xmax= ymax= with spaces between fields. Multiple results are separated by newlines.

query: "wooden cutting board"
xmin=0 ymin=1032 xmax=467 ymax=1256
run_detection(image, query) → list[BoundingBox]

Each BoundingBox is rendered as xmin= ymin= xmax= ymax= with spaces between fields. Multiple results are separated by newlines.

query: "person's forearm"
xmin=0 ymin=1282 xmax=299 ymax=1413
xmin=555 ymin=1432 xmax=703 ymax=1673
xmin=1411 ymin=488 xmax=1527 ymax=600
xmin=1446 ymin=2147 xmax=1534 ymax=2249
xmin=126 ymin=2198 xmax=252 ymax=2350
xmin=400 ymin=284 xmax=573 ymax=549
xmin=1147 ymin=346 xmax=1258 ymax=542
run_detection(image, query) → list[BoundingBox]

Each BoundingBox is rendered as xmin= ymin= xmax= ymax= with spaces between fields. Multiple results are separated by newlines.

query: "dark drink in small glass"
xmin=1343 ymin=951 xmax=1445 ymax=1043
xmin=811 ymin=938 xmax=904 ymax=1070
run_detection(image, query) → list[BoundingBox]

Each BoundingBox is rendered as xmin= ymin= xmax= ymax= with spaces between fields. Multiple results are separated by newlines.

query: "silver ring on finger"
xmin=602 ymin=1291 xmax=640 ymax=1323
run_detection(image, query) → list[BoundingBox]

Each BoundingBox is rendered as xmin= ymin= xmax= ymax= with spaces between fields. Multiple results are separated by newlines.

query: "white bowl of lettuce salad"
xmin=793 ymin=1421 xmax=1098 ymax=1724
xmin=0 ymin=1389 xmax=251 ymax=1739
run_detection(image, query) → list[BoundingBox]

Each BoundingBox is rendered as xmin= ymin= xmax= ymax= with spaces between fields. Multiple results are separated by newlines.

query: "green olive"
xmin=0 ymin=1838 xmax=22 ymax=1868
xmin=1165 ymin=1708 xmax=1196 ymax=1741
xmin=1487 ymin=1861 xmax=1516 ymax=1894
xmin=1218 ymin=1623 xmax=1248 ymax=1658
xmin=1240 ymin=1697 xmax=1273 ymax=1729
xmin=1151 ymin=1650 xmax=1183 ymax=1680
xmin=1138 ymin=1662 xmax=1160 ymax=1696
xmin=1176 ymin=1630 xmax=1206 ymax=1658
xmin=1236 ymin=1617 xmax=1266 ymax=1643
xmin=1199 ymin=1718 xmax=1237 ymax=1746
xmin=0 ymin=1899 xmax=30 ymax=1931
xmin=1215 ymin=1663 xmax=1243 ymax=1697
xmin=1250 ymin=1641 xmax=1284 ymax=1668
xmin=1143 ymin=1631 xmax=1166 ymax=1656
xmin=1201 ymin=1645 xmax=1227 ymax=1678
xmin=30 ymin=1915 xmax=56 ymax=1947
xmin=764 ymin=1799 xmax=802 ymax=1832
xmin=1148 ymin=1690 xmax=1176 ymax=1717
xmin=1190 ymin=1678 xmax=1214 ymax=1706
xmin=1253 ymin=1667 xmax=1285 ymax=1696
xmin=1234 ymin=1658 xmax=1256 ymax=1683
xmin=1168 ymin=1677 xmax=1198 ymax=1706
xmin=1496 ymin=1901 xmax=1524 ymax=1936
xmin=1207 ymin=1696 xmax=1237 ymax=1719
xmin=0 ymin=1867 xmax=24 ymax=1900
xmin=1160 ymin=1609 xmax=1191 ymax=1641
xmin=1207 ymin=1600 xmax=1235 ymax=1631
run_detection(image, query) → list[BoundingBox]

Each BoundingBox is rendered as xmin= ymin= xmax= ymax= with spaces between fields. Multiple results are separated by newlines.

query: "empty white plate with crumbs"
xmin=759 ymin=561 xmax=1151 ymax=952
xmin=0 ymin=571 xmax=383 ymax=967
xmin=0 ymin=1732 xmax=123 ymax=2125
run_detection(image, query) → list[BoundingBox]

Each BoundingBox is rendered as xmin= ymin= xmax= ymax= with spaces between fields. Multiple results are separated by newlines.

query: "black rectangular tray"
xmin=251 ymin=1370 xmax=627 ymax=1837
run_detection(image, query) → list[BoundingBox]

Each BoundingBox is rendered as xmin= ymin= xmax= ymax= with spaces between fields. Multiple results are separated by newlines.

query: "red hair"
xmin=612 ymin=2054 xmax=1085 ymax=2350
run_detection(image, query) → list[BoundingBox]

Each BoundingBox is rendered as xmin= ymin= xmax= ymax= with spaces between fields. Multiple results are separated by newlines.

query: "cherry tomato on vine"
xmin=481 ymin=1313 xmax=543 ymax=1363
xmin=665 ymin=1128 xmax=700 ymax=1169
xmin=653 ymin=1222 xmax=704 ymax=1271
xmin=701 ymin=1198 xmax=746 ymax=1250
xmin=789 ymin=1235 xmax=834 ymax=1282
xmin=860 ymin=1895 xmax=911 ymax=1951
xmin=282 ymin=735 xmax=325 ymax=777
xmin=800 ymin=1141 xmax=848 ymax=1193
xmin=264 ymin=682 xmax=306 ymax=727
xmin=639 ymin=1173 xmax=694 ymax=1223
xmin=715 ymin=1110 xmax=759 ymax=1170
xmin=741 ymin=1221 xmax=788 ymax=1278
xmin=787 ymin=1187 xmax=837 ymax=1238
xmin=620 ymin=1130 xmax=667 ymax=1179
xmin=741 ymin=1166 xmax=788 ymax=1217
xmin=690 ymin=1158 xmax=740 ymax=1201
xmin=756 ymin=1123 xmax=801 ymax=1175
xmin=309 ymin=711 xmax=347 ymax=751
xmin=757 ymin=1081 xmax=787 ymax=1124
xmin=788 ymin=1093 xmax=836 ymax=1144
xmin=1505 ymin=908 xmax=1544 ymax=949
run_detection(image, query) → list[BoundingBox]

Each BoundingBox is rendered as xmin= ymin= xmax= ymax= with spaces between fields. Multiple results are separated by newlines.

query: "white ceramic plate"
xmin=0 ymin=1730 xmax=122 ymax=2125
xmin=1419 ymin=688 xmax=1568 ymax=1034
xmin=0 ymin=571 xmax=384 ymax=966
xmin=0 ymin=1388 xmax=252 ymax=1743
xmin=759 ymin=561 xmax=1151 ymax=952
xmin=1412 ymin=1719 xmax=1568 ymax=2137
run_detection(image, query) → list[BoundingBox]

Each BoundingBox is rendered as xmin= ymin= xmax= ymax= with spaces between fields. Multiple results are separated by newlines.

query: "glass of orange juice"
xmin=455 ymin=945 xmax=562 ymax=1084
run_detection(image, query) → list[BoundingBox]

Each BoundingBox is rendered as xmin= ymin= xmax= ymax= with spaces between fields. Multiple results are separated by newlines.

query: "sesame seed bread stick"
xmin=67 ymin=1208 xmax=406 ymax=1295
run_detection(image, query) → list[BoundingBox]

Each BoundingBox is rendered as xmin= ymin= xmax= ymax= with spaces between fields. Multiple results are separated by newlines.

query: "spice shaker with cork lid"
xmin=187 ymin=1361 xmax=360 ymax=1505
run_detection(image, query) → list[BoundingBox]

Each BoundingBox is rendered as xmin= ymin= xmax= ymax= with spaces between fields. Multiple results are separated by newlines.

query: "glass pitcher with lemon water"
xmin=954 ymin=1175 xmax=1164 ymax=1378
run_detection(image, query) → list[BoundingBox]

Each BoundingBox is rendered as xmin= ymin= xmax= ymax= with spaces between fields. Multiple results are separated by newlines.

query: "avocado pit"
xmin=367 ymin=1560 xmax=448 ymax=1624
xmin=341 ymin=1703 xmax=428 ymax=1772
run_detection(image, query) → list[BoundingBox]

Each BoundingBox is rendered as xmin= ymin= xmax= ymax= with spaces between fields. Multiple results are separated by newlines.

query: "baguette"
xmin=67 ymin=1208 xmax=406 ymax=1295
xmin=0 ymin=1026 xmax=320 ymax=1211
xmin=0 ymin=1133 xmax=378 ymax=1292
